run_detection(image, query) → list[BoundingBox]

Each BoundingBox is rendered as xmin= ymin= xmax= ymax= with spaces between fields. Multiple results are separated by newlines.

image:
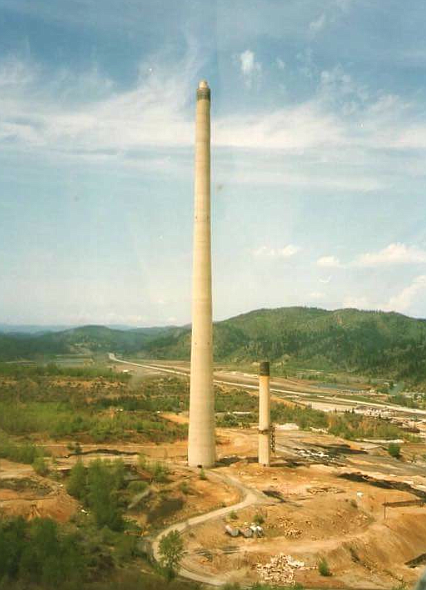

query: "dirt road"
xmin=151 ymin=467 xmax=269 ymax=586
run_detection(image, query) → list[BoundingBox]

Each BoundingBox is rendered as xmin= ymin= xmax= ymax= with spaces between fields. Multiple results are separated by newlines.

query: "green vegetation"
xmin=158 ymin=530 xmax=184 ymax=579
xmin=179 ymin=481 xmax=190 ymax=494
xmin=0 ymin=432 xmax=47 ymax=464
xmin=271 ymin=403 xmax=328 ymax=430
xmin=67 ymin=460 xmax=86 ymax=499
xmin=389 ymin=393 xmax=423 ymax=409
xmin=253 ymin=512 xmax=265 ymax=525
xmin=134 ymin=307 xmax=426 ymax=387
xmin=0 ymin=514 xmax=197 ymax=590
xmin=0 ymin=362 xmax=130 ymax=381
xmin=67 ymin=459 xmax=126 ymax=531
xmin=328 ymin=412 xmax=411 ymax=441
xmin=0 ymin=516 xmax=85 ymax=589
xmin=32 ymin=455 xmax=49 ymax=476
xmin=138 ymin=455 xmax=170 ymax=483
xmin=0 ymin=324 xmax=185 ymax=362
xmin=388 ymin=442 xmax=402 ymax=459
xmin=318 ymin=558 xmax=331 ymax=577
xmin=86 ymin=459 xmax=125 ymax=530
xmin=128 ymin=480 xmax=148 ymax=494
xmin=149 ymin=462 xmax=170 ymax=483
xmin=2 ymin=307 xmax=426 ymax=385
xmin=0 ymin=370 xmax=187 ymax=444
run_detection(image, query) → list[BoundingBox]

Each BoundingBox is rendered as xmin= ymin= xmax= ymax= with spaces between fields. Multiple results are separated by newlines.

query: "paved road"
xmin=108 ymin=353 xmax=337 ymax=400
xmin=109 ymin=353 xmax=426 ymax=418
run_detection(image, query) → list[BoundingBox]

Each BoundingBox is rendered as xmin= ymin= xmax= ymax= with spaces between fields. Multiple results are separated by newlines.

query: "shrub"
xmin=67 ymin=460 xmax=87 ymax=500
xmin=0 ymin=516 xmax=85 ymax=588
xmin=179 ymin=481 xmax=190 ymax=494
xmin=229 ymin=510 xmax=238 ymax=520
xmin=318 ymin=558 xmax=331 ymax=576
xmin=138 ymin=454 xmax=147 ymax=470
xmin=153 ymin=462 xmax=169 ymax=483
xmin=128 ymin=480 xmax=148 ymax=494
xmin=253 ymin=512 xmax=265 ymax=525
xmin=158 ymin=530 xmax=184 ymax=579
xmin=33 ymin=456 xmax=49 ymax=476
xmin=86 ymin=459 xmax=124 ymax=531
xmin=0 ymin=433 xmax=43 ymax=465
xmin=388 ymin=442 xmax=401 ymax=459
xmin=114 ymin=533 xmax=138 ymax=562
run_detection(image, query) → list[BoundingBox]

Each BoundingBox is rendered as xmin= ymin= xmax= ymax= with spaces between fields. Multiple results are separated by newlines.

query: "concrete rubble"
xmin=270 ymin=517 xmax=302 ymax=538
xmin=256 ymin=553 xmax=305 ymax=585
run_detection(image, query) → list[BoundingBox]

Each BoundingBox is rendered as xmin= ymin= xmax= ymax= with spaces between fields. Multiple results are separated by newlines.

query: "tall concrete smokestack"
xmin=258 ymin=361 xmax=271 ymax=466
xmin=188 ymin=80 xmax=215 ymax=468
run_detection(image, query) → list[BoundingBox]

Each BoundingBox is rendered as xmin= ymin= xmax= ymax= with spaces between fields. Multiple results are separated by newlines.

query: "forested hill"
xmin=1 ymin=307 xmax=426 ymax=384
xmin=0 ymin=325 xmax=186 ymax=362
xmin=141 ymin=307 xmax=426 ymax=384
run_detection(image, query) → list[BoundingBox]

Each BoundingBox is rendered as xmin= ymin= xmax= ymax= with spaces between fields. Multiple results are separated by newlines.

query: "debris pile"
xmin=256 ymin=553 xmax=305 ymax=585
xmin=308 ymin=485 xmax=343 ymax=495
xmin=270 ymin=517 xmax=302 ymax=538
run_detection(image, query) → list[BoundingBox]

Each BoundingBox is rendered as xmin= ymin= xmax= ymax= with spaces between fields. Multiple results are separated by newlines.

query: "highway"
xmin=108 ymin=353 xmax=426 ymax=418
xmin=108 ymin=353 xmax=317 ymax=398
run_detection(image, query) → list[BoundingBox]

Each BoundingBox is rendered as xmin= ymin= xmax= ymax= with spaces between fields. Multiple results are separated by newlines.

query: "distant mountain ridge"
xmin=0 ymin=323 xmax=169 ymax=334
xmin=0 ymin=324 xmax=75 ymax=335
xmin=1 ymin=307 xmax=425 ymax=384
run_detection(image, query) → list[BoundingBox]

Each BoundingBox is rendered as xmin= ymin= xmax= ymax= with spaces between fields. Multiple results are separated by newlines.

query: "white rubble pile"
xmin=256 ymin=553 xmax=305 ymax=585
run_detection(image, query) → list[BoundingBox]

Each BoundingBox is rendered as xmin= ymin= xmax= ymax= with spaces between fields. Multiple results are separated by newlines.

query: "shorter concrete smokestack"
xmin=258 ymin=361 xmax=271 ymax=466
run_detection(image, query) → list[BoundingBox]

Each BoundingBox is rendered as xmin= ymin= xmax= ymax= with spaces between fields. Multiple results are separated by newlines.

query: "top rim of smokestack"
xmin=197 ymin=80 xmax=210 ymax=101
xmin=259 ymin=361 xmax=270 ymax=376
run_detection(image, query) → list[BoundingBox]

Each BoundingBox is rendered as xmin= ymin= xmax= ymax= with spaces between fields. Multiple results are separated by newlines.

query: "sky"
xmin=1 ymin=0 xmax=426 ymax=326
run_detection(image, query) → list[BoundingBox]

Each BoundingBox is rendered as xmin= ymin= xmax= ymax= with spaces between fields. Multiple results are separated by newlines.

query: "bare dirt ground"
xmin=177 ymin=428 xmax=426 ymax=589
xmin=0 ymin=459 xmax=78 ymax=521
xmin=3 ymin=419 xmax=426 ymax=588
xmin=131 ymin=465 xmax=242 ymax=534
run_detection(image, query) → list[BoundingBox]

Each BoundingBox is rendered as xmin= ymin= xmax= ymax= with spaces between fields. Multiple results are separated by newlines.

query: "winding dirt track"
xmin=151 ymin=468 xmax=268 ymax=586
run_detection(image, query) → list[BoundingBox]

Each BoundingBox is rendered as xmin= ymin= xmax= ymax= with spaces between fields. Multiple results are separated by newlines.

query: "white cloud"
xmin=0 ymin=53 xmax=426 ymax=197
xmin=278 ymin=244 xmax=301 ymax=258
xmin=276 ymin=58 xmax=286 ymax=70
xmin=0 ymin=55 xmax=38 ymax=89
xmin=354 ymin=243 xmax=426 ymax=267
xmin=343 ymin=295 xmax=371 ymax=309
xmin=383 ymin=275 xmax=426 ymax=313
xmin=0 ymin=52 xmax=197 ymax=157
xmin=315 ymin=243 xmax=426 ymax=272
xmin=239 ymin=49 xmax=261 ymax=87
xmin=254 ymin=244 xmax=300 ymax=258
xmin=215 ymin=102 xmax=344 ymax=151
xmin=317 ymin=255 xmax=342 ymax=268
xmin=309 ymin=13 xmax=327 ymax=34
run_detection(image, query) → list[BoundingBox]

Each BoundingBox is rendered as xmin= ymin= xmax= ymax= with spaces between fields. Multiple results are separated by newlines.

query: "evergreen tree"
xmin=66 ymin=460 xmax=86 ymax=500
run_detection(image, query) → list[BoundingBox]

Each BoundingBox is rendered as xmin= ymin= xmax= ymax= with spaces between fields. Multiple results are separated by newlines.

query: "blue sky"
xmin=1 ymin=0 xmax=426 ymax=326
